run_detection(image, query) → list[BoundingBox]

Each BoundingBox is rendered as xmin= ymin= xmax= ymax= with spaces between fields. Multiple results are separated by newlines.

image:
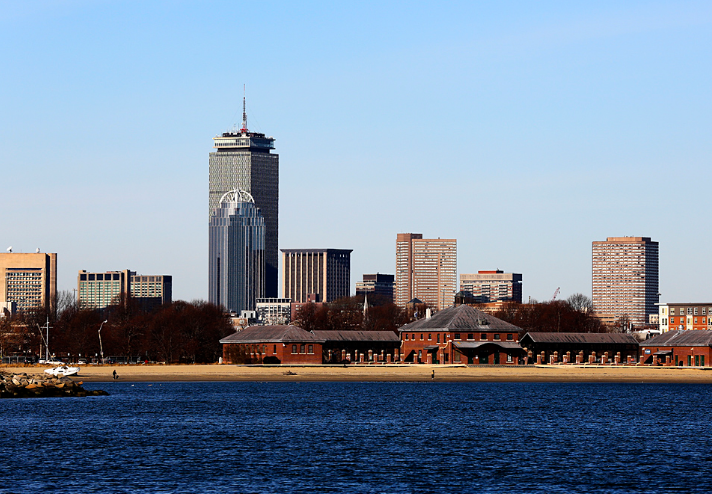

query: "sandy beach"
xmin=4 ymin=363 xmax=712 ymax=383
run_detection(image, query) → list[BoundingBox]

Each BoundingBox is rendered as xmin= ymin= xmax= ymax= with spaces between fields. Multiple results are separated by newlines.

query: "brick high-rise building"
xmin=209 ymin=96 xmax=278 ymax=298
xmin=592 ymin=236 xmax=659 ymax=328
xmin=281 ymin=249 xmax=352 ymax=303
xmin=395 ymin=234 xmax=457 ymax=311
xmin=0 ymin=252 xmax=57 ymax=313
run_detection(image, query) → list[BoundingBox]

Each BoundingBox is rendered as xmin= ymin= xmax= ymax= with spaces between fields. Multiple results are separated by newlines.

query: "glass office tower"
xmin=209 ymin=189 xmax=265 ymax=314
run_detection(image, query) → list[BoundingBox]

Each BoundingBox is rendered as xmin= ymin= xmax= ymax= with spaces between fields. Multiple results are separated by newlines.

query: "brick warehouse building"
xmin=519 ymin=332 xmax=640 ymax=365
xmin=398 ymin=304 xmax=524 ymax=365
xmin=640 ymin=330 xmax=712 ymax=366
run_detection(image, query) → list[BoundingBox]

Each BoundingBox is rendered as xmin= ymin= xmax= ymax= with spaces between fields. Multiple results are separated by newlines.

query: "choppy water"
xmin=1 ymin=381 xmax=711 ymax=493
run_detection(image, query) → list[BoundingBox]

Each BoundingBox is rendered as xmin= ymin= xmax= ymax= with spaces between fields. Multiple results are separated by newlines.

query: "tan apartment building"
xmin=460 ymin=270 xmax=522 ymax=303
xmin=592 ymin=236 xmax=659 ymax=328
xmin=657 ymin=303 xmax=712 ymax=332
xmin=395 ymin=234 xmax=457 ymax=311
xmin=78 ymin=269 xmax=172 ymax=310
xmin=0 ymin=252 xmax=57 ymax=312
xmin=281 ymin=249 xmax=352 ymax=303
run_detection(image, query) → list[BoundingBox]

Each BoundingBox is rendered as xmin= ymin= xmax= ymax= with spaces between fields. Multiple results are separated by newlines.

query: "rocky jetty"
xmin=0 ymin=371 xmax=109 ymax=398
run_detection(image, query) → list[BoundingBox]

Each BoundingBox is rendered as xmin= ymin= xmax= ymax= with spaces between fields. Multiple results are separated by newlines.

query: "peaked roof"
xmin=398 ymin=304 xmax=521 ymax=332
xmin=520 ymin=332 xmax=639 ymax=345
xmin=220 ymin=325 xmax=324 ymax=344
xmin=312 ymin=330 xmax=400 ymax=342
xmin=643 ymin=330 xmax=712 ymax=347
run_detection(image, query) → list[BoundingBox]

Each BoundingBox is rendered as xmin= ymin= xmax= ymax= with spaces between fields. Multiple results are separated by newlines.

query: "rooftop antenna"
xmin=6 ymin=246 xmax=12 ymax=253
xmin=240 ymin=84 xmax=248 ymax=133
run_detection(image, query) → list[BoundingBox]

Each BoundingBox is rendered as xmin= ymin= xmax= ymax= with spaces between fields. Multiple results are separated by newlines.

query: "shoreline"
xmin=4 ymin=364 xmax=712 ymax=384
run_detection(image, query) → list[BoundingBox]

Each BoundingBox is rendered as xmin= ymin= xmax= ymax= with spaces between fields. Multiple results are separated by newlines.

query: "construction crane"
xmin=551 ymin=287 xmax=560 ymax=301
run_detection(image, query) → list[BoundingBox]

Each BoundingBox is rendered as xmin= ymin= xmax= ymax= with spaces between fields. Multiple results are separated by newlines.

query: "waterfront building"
xmin=657 ymin=302 xmax=712 ymax=332
xmin=519 ymin=332 xmax=640 ymax=365
xmin=398 ymin=304 xmax=523 ymax=365
xmin=592 ymin=236 xmax=659 ymax=328
xmin=209 ymin=189 xmax=265 ymax=314
xmin=395 ymin=233 xmax=457 ymax=311
xmin=641 ymin=330 xmax=712 ymax=366
xmin=255 ymin=298 xmax=292 ymax=325
xmin=459 ymin=270 xmax=522 ymax=303
xmin=78 ymin=270 xmax=172 ymax=310
xmin=209 ymin=99 xmax=279 ymax=298
xmin=281 ymin=249 xmax=352 ymax=303
xmin=0 ymin=252 xmax=57 ymax=313
xmin=355 ymin=273 xmax=395 ymax=303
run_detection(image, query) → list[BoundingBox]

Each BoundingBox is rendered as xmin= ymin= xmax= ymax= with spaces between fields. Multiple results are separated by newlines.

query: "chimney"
xmin=425 ymin=308 xmax=432 ymax=319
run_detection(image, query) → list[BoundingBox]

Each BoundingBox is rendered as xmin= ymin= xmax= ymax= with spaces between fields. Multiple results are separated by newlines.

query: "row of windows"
xmin=404 ymin=332 xmax=514 ymax=342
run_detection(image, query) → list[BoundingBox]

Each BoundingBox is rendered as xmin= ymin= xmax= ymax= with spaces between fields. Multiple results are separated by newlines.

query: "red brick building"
xmin=398 ymin=304 xmax=524 ymax=364
xmin=640 ymin=330 xmax=712 ymax=366
xmin=220 ymin=325 xmax=323 ymax=364
xmin=519 ymin=332 xmax=639 ymax=364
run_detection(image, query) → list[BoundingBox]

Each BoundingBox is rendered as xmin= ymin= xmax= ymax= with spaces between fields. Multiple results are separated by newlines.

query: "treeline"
xmin=2 ymin=295 xmax=233 ymax=363
xmin=490 ymin=294 xmax=606 ymax=333
xmin=293 ymin=295 xmax=410 ymax=333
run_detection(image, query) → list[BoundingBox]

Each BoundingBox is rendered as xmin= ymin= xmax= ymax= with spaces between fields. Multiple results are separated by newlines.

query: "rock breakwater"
xmin=0 ymin=371 xmax=109 ymax=398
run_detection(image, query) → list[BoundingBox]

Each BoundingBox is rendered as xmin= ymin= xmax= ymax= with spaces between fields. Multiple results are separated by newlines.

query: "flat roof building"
xmin=592 ymin=236 xmax=659 ymax=328
xmin=78 ymin=269 xmax=172 ymax=310
xmin=0 ymin=252 xmax=57 ymax=312
xmin=396 ymin=234 xmax=457 ymax=311
xmin=281 ymin=249 xmax=352 ymax=303
xmin=356 ymin=273 xmax=395 ymax=303
xmin=459 ymin=270 xmax=522 ymax=303
xmin=657 ymin=303 xmax=712 ymax=332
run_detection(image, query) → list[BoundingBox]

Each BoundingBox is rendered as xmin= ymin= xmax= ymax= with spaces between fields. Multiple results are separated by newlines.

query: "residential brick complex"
xmin=0 ymin=252 xmax=57 ymax=313
xmin=395 ymin=233 xmax=457 ymax=311
xmin=459 ymin=270 xmax=522 ymax=303
xmin=398 ymin=304 xmax=523 ymax=365
xmin=657 ymin=303 xmax=712 ymax=332
xmin=281 ymin=249 xmax=352 ymax=303
xmin=592 ymin=236 xmax=659 ymax=327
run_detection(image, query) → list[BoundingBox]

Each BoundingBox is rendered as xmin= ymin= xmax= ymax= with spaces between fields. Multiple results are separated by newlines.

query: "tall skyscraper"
xmin=395 ymin=234 xmax=457 ymax=311
xmin=209 ymin=189 xmax=265 ymax=314
xmin=281 ymin=249 xmax=352 ymax=303
xmin=0 ymin=252 xmax=57 ymax=312
xmin=209 ymin=96 xmax=278 ymax=297
xmin=592 ymin=236 xmax=659 ymax=327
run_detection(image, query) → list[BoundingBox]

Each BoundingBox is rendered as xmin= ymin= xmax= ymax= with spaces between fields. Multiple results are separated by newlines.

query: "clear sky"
xmin=1 ymin=0 xmax=711 ymax=303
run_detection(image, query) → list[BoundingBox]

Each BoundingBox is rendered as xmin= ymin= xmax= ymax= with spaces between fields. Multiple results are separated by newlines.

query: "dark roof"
xmin=454 ymin=341 xmax=524 ymax=351
xmin=643 ymin=330 xmax=712 ymax=347
xmin=311 ymin=331 xmax=400 ymax=342
xmin=398 ymin=304 xmax=521 ymax=333
xmin=220 ymin=325 xmax=324 ymax=344
xmin=520 ymin=332 xmax=639 ymax=345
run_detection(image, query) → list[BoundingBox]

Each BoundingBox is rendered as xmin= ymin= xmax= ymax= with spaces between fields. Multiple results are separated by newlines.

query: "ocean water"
xmin=1 ymin=381 xmax=711 ymax=493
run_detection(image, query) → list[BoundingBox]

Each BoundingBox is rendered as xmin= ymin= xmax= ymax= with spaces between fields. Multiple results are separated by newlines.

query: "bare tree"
xmin=567 ymin=293 xmax=593 ymax=313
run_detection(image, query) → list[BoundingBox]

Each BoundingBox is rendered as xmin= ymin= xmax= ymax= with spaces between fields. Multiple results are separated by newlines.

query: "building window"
xmin=428 ymin=334 xmax=432 ymax=341
xmin=405 ymin=334 xmax=409 ymax=341
xmin=507 ymin=353 xmax=512 ymax=363
xmin=437 ymin=334 xmax=440 ymax=343
xmin=480 ymin=334 xmax=487 ymax=341
xmin=695 ymin=318 xmax=698 ymax=324
xmin=688 ymin=308 xmax=693 ymax=315
xmin=454 ymin=333 xmax=461 ymax=340
xmin=273 ymin=345 xmax=277 ymax=354
xmin=694 ymin=308 xmax=698 ymax=315
xmin=467 ymin=333 xmax=473 ymax=340
xmin=292 ymin=345 xmax=297 ymax=354
xmin=671 ymin=317 xmax=675 ymax=324
xmin=455 ymin=352 xmax=461 ymax=363
xmin=420 ymin=334 xmax=423 ymax=341
xmin=300 ymin=344 xmax=305 ymax=354
xmin=494 ymin=334 xmax=501 ymax=340
xmin=308 ymin=345 xmax=313 ymax=354
xmin=507 ymin=334 xmax=513 ymax=341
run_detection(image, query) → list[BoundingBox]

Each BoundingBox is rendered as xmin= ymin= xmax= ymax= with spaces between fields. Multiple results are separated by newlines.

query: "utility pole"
xmin=98 ymin=320 xmax=108 ymax=364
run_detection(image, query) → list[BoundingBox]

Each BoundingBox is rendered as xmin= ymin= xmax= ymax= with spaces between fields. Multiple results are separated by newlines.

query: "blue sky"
xmin=1 ymin=0 xmax=711 ymax=303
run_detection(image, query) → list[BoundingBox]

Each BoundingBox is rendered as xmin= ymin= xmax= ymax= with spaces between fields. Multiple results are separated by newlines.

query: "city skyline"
xmin=2 ymin=2 xmax=711 ymax=304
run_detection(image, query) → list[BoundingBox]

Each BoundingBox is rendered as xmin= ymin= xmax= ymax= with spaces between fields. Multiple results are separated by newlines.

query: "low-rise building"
xmin=657 ymin=303 xmax=712 ymax=332
xmin=220 ymin=325 xmax=323 ymax=364
xmin=256 ymin=298 xmax=292 ymax=325
xmin=519 ymin=332 xmax=640 ymax=364
xmin=640 ymin=330 xmax=712 ymax=366
xmin=398 ymin=304 xmax=524 ymax=365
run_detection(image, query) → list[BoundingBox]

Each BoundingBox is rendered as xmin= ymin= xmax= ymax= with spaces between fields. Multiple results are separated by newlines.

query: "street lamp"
xmin=98 ymin=320 xmax=108 ymax=364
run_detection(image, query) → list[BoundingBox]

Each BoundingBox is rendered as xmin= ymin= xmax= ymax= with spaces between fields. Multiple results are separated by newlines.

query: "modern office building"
xmin=395 ymin=234 xmax=457 ymax=311
xmin=459 ymin=270 xmax=522 ymax=303
xmin=78 ymin=270 xmax=172 ymax=310
xmin=657 ymin=303 xmax=712 ymax=332
xmin=592 ymin=236 xmax=659 ymax=327
xmin=281 ymin=249 xmax=352 ymax=303
xmin=209 ymin=189 xmax=265 ymax=314
xmin=0 ymin=252 xmax=57 ymax=312
xmin=255 ymin=298 xmax=292 ymax=326
xmin=356 ymin=273 xmax=395 ymax=303
xmin=209 ymin=99 xmax=278 ymax=298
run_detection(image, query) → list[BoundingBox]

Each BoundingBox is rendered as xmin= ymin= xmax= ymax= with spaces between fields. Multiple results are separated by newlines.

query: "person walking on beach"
xmin=113 ymin=370 xmax=118 ymax=380
xmin=431 ymin=370 xmax=435 ymax=380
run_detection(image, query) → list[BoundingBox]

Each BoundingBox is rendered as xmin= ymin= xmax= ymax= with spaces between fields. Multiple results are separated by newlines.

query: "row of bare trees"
xmin=1 ymin=292 xmax=233 ymax=363
xmin=293 ymin=295 xmax=410 ymax=333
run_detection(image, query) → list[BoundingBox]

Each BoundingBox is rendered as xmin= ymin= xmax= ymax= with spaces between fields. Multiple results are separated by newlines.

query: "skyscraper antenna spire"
xmin=240 ymin=84 xmax=248 ymax=133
